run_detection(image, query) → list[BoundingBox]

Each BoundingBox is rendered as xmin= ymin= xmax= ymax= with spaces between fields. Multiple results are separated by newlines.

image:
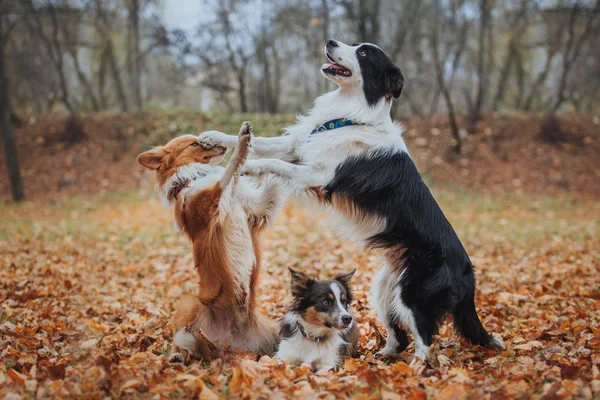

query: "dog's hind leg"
xmin=371 ymin=264 xmax=410 ymax=357
xmin=170 ymin=295 xmax=217 ymax=363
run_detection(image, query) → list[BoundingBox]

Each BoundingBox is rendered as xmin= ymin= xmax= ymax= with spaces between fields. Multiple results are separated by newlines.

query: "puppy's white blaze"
xmin=173 ymin=329 xmax=198 ymax=356
xmin=330 ymin=282 xmax=350 ymax=320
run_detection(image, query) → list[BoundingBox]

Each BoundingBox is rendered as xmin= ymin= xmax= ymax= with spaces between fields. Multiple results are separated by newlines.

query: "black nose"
xmin=341 ymin=315 xmax=352 ymax=325
xmin=327 ymin=39 xmax=338 ymax=48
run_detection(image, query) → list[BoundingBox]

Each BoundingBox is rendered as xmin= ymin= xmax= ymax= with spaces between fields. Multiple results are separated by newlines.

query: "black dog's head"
xmin=322 ymin=39 xmax=404 ymax=106
xmin=287 ymin=267 xmax=356 ymax=330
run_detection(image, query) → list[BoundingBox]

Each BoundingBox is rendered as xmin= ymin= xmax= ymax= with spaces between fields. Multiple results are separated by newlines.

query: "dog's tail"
xmin=452 ymin=285 xmax=503 ymax=349
xmin=244 ymin=311 xmax=279 ymax=356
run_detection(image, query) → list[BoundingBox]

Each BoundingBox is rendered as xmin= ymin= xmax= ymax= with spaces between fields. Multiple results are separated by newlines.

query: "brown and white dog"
xmin=137 ymin=122 xmax=287 ymax=362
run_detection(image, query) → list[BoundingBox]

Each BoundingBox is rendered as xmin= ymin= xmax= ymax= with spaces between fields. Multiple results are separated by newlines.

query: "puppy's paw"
xmin=168 ymin=352 xmax=185 ymax=364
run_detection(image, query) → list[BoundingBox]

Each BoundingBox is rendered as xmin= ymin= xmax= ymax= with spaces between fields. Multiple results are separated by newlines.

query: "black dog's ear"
xmin=386 ymin=65 xmax=404 ymax=99
xmin=335 ymin=268 xmax=356 ymax=287
xmin=288 ymin=267 xmax=314 ymax=295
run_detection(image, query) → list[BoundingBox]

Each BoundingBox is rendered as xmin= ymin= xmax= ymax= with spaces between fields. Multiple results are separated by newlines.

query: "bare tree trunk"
xmin=340 ymin=0 xmax=381 ymax=42
xmin=492 ymin=40 xmax=515 ymax=112
xmin=523 ymin=50 xmax=556 ymax=111
xmin=128 ymin=0 xmax=142 ymax=110
xmin=431 ymin=0 xmax=461 ymax=153
xmin=106 ymin=39 xmax=129 ymax=112
xmin=469 ymin=0 xmax=489 ymax=131
xmin=513 ymin=47 xmax=525 ymax=108
xmin=66 ymin=42 xmax=100 ymax=111
xmin=551 ymin=1 xmax=599 ymax=114
xmin=237 ymin=68 xmax=248 ymax=113
xmin=94 ymin=0 xmax=128 ymax=112
xmin=97 ymin=44 xmax=109 ymax=109
xmin=26 ymin=1 xmax=76 ymax=114
xmin=0 ymin=16 xmax=24 ymax=201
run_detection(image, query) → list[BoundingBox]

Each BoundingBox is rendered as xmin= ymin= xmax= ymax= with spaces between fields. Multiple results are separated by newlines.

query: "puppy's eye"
xmin=358 ymin=51 xmax=366 ymax=57
xmin=323 ymin=300 xmax=330 ymax=306
xmin=190 ymin=142 xmax=200 ymax=147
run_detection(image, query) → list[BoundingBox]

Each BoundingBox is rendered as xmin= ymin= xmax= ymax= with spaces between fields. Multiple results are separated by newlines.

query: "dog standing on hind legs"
xmin=198 ymin=40 xmax=503 ymax=365
xmin=137 ymin=122 xmax=286 ymax=362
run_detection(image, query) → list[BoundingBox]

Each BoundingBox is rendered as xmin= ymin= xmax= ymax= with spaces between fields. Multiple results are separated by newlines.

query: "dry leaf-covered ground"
xmin=1 ymin=182 xmax=599 ymax=399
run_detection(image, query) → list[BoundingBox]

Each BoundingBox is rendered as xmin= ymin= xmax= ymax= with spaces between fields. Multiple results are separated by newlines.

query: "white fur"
xmin=276 ymin=312 xmax=352 ymax=374
xmin=331 ymin=282 xmax=352 ymax=325
xmin=371 ymin=264 xmax=429 ymax=365
xmin=173 ymin=329 xmax=199 ymax=357
xmin=160 ymin=157 xmax=289 ymax=354
xmin=197 ymin=41 xmax=414 ymax=361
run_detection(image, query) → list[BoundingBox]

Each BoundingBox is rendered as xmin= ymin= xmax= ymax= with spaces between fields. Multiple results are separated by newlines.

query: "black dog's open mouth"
xmin=322 ymin=53 xmax=351 ymax=77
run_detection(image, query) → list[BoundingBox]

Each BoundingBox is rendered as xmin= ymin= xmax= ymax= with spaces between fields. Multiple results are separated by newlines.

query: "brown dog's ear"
xmin=335 ymin=268 xmax=356 ymax=287
xmin=288 ymin=267 xmax=314 ymax=294
xmin=137 ymin=147 xmax=166 ymax=170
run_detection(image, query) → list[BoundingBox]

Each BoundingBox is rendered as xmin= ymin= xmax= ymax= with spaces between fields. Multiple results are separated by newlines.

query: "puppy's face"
xmin=288 ymin=268 xmax=356 ymax=330
xmin=137 ymin=134 xmax=228 ymax=182
xmin=322 ymin=39 xmax=404 ymax=106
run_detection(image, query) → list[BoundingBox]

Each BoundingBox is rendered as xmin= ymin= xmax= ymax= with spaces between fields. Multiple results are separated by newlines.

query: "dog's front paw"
xmin=198 ymin=130 xmax=235 ymax=149
xmin=168 ymin=352 xmax=185 ymax=364
xmin=237 ymin=122 xmax=252 ymax=148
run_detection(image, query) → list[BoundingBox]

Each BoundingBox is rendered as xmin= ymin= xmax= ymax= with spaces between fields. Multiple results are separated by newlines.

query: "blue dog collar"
xmin=310 ymin=118 xmax=363 ymax=135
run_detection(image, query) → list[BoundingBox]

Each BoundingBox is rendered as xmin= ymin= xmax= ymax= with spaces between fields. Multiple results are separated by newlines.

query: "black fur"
xmin=356 ymin=44 xmax=404 ymax=106
xmin=279 ymin=321 xmax=297 ymax=339
xmin=324 ymin=150 xmax=495 ymax=349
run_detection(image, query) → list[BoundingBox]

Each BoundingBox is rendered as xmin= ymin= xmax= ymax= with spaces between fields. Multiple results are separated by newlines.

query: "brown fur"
xmin=138 ymin=126 xmax=278 ymax=362
xmin=303 ymin=307 xmax=327 ymax=326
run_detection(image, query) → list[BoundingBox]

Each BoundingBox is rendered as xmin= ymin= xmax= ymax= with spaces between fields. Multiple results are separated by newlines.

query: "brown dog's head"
xmin=137 ymin=135 xmax=227 ymax=185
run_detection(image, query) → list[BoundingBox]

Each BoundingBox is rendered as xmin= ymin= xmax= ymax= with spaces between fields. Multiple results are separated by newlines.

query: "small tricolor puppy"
xmin=137 ymin=122 xmax=287 ymax=362
xmin=276 ymin=268 xmax=358 ymax=373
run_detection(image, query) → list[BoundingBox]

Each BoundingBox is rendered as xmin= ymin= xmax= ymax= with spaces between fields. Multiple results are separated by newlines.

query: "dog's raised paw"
xmin=169 ymin=352 xmax=185 ymax=364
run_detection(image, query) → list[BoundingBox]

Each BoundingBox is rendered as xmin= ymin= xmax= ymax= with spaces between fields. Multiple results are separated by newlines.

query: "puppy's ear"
xmin=137 ymin=147 xmax=166 ymax=170
xmin=335 ymin=268 xmax=356 ymax=287
xmin=288 ymin=267 xmax=314 ymax=295
xmin=386 ymin=65 xmax=404 ymax=99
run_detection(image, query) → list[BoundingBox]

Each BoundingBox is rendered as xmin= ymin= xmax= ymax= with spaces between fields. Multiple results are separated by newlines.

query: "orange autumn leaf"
xmin=390 ymin=362 xmax=413 ymax=377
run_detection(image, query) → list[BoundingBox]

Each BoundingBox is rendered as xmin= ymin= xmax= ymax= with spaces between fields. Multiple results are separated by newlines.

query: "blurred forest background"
xmin=1 ymin=0 xmax=600 ymax=201
xmin=1 ymin=2 xmax=599 ymax=397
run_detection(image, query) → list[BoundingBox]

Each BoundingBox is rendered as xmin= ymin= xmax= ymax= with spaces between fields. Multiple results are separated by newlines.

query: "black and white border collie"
xmin=276 ymin=268 xmax=358 ymax=374
xmin=199 ymin=40 xmax=502 ymax=365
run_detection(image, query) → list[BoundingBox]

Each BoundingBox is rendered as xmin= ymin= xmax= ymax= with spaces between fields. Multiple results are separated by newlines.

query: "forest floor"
xmin=0 ymin=112 xmax=599 ymax=398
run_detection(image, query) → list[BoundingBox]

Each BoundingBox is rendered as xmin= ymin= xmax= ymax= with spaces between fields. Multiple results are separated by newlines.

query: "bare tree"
xmin=0 ymin=3 xmax=26 ymax=201
xmin=94 ymin=0 xmax=129 ymax=112
xmin=550 ymin=1 xmax=600 ymax=114
xmin=465 ymin=0 xmax=490 ymax=132
xmin=338 ymin=0 xmax=381 ymax=42
xmin=430 ymin=0 xmax=463 ymax=153
xmin=127 ymin=0 xmax=142 ymax=110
